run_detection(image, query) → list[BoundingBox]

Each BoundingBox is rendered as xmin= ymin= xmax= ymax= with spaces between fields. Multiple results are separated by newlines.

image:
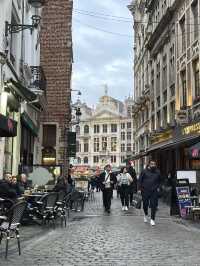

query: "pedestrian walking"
xmin=98 ymin=164 xmax=116 ymax=213
xmin=138 ymin=160 xmax=161 ymax=226
xmin=126 ymin=162 xmax=137 ymax=206
xmin=117 ymin=167 xmax=133 ymax=211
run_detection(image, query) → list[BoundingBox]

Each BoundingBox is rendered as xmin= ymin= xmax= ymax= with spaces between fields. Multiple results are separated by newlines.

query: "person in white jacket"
xmin=117 ymin=167 xmax=133 ymax=211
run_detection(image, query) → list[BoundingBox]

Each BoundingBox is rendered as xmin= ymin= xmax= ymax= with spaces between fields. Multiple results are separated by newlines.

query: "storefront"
xmin=147 ymin=121 xmax=200 ymax=179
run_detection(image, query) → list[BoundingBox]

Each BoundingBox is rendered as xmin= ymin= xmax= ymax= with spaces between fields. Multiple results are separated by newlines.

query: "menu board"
xmin=176 ymin=186 xmax=191 ymax=218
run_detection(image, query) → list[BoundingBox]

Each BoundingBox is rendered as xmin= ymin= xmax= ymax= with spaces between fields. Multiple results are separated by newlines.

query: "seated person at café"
xmin=16 ymin=173 xmax=28 ymax=196
xmin=53 ymin=176 xmax=67 ymax=193
xmin=0 ymin=173 xmax=17 ymax=200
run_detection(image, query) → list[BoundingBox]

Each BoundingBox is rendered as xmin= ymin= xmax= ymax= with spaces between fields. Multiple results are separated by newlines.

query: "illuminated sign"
xmin=182 ymin=122 xmax=200 ymax=136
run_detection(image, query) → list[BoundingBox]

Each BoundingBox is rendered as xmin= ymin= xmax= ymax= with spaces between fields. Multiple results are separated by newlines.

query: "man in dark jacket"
xmin=127 ymin=162 xmax=137 ymax=205
xmin=0 ymin=173 xmax=17 ymax=200
xmin=98 ymin=164 xmax=117 ymax=213
xmin=138 ymin=160 xmax=161 ymax=226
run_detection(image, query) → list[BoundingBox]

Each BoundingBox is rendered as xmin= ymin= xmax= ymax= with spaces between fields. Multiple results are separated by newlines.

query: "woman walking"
xmin=117 ymin=167 xmax=133 ymax=211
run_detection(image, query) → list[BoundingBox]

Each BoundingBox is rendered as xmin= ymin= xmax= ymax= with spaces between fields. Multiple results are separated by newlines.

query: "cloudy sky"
xmin=72 ymin=0 xmax=134 ymax=106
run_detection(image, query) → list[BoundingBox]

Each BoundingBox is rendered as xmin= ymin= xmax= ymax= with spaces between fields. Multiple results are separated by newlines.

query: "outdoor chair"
xmin=0 ymin=201 xmax=27 ymax=258
xmin=64 ymin=192 xmax=73 ymax=219
xmin=39 ymin=192 xmax=58 ymax=225
xmin=29 ymin=193 xmax=57 ymax=226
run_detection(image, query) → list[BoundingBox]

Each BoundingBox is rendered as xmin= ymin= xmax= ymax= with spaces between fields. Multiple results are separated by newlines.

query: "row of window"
xmin=75 ymin=122 xmax=132 ymax=134
xmin=76 ymin=137 xmax=134 ymax=153
xmin=76 ymin=156 xmax=126 ymax=164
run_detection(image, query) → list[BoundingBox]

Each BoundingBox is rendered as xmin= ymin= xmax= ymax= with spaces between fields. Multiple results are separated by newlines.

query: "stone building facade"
xmin=39 ymin=0 xmax=73 ymax=174
xmin=0 ymin=0 xmax=45 ymax=178
xmin=72 ymin=90 xmax=135 ymax=169
xmin=129 ymin=0 xmax=200 ymax=176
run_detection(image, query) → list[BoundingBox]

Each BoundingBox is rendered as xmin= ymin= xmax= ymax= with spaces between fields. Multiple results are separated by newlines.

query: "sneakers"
xmin=125 ymin=206 xmax=128 ymax=211
xmin=150 ymin=219 xmax=155 ymax=226
xmin=122 ymin=206 xmax=125 ymax=211
xmin=144 ymin=215 xmax=148 ymax=223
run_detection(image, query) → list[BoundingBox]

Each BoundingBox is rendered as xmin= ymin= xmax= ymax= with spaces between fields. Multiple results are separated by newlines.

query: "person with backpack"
xmin=117 ymin=167 xmax=133 ymax=211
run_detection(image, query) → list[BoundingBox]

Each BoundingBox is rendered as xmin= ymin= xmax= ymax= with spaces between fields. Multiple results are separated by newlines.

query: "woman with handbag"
xmin=117 ymin=167 xmax=133 ymax=211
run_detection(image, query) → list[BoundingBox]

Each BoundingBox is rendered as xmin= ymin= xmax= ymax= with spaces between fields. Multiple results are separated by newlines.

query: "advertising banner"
xmin=176 ymin=186 xmax=191 ymax=218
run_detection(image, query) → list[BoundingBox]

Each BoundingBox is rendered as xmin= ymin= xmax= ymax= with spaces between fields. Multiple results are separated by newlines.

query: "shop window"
xmin=43 ymin=124 xmax=56 ymax=147
xmin=42 ymin=147 xmax=56 ymax=165
xmin=77 ymin=157 xmax=81 ymax=164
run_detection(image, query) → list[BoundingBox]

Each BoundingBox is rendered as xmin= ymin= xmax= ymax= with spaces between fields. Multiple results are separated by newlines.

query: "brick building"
xmin=39 ymin=0 xmax=73 ymax=175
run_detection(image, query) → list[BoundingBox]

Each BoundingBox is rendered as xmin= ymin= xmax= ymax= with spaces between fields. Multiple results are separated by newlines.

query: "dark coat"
xmin=0 ymin=180 xmax=17 ymax=199
xmin=97 ymin=172 xmax=117 ymax=191
xmin=127 ymin=166 xmax=137 ymax=192
xmin=138 ymin=167 xmax=161 ymax=192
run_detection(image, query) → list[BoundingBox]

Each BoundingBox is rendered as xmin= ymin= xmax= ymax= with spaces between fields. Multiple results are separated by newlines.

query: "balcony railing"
xmin=30 ymin=66 xmax=47 ymax=95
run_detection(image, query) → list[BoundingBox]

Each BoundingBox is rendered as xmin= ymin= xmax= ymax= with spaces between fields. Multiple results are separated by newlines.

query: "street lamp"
xmin=28 ymin=0 xmax=45 ymax=8
xmin=5 ymin=15 xmax=41 ymax=37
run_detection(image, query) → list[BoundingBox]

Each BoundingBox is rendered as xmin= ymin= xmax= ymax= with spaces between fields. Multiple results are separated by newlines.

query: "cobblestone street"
xmin=1 ymin=192 xmax=200 ymax=266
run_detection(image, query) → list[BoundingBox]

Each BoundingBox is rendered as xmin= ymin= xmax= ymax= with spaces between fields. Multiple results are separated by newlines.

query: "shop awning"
xmin=5 ymin=79 xmax=37 ymax=102
xmin=147 ymin=135 xmax=200 ymax=154
xmin=0 ymin=114 xmax=17 ymax=137
xmin=21 ymin=112 xmax=38 ymax=137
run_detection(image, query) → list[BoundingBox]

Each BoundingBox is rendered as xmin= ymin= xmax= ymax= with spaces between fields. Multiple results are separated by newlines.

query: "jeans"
xmin=142 ymin=190 xmax=158 ymax=220
xmin=120 ymin=185 xmax=129 ymax=207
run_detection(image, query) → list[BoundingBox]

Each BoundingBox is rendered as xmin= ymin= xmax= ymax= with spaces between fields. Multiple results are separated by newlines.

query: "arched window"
xmin=75 ymin=125 xmax=80 ymax=134
xmin=77 ymin=157 xmax=81 ymax=164
xmin=84 ymin=157 xmax=88 ymax=164
xmin=84 ymin=125 xmax=89 ymax=134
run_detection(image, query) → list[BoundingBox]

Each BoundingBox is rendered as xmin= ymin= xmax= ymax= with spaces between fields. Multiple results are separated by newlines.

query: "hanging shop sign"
xmin=182 ymin=121 xmax=200 ymax=136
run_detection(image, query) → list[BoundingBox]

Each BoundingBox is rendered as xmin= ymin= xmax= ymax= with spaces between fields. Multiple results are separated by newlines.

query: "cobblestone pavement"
xmin=1 ymin=191 xmax=200 ymax=266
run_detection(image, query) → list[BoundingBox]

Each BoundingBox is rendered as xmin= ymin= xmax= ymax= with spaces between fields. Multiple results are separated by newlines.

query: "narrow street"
xmin=2 ymin=192 xmax=200 ymax=266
